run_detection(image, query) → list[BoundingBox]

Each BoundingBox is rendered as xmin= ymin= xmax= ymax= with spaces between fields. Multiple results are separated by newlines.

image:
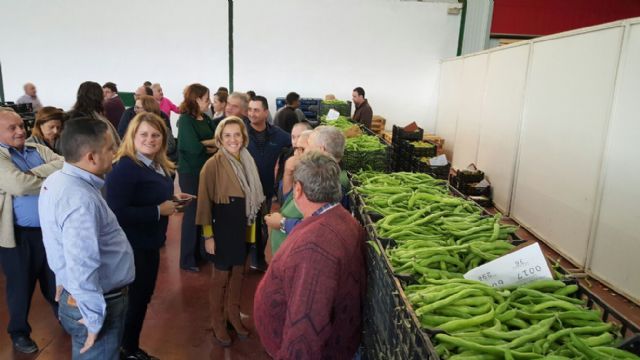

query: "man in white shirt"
xmin=16 ymin=83 xmax=43 ymax=112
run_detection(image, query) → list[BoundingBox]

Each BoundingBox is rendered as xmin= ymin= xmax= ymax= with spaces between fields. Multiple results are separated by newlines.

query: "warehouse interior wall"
xmin=0 ymin=0 xmax=228 ymax=122
xmin=434 ymin=18 xmax=640 ymax=303
xmin=233 ymin=0 xmax=460 ymax=131
xmin=0 ymin=0 xmax=461 ymax=132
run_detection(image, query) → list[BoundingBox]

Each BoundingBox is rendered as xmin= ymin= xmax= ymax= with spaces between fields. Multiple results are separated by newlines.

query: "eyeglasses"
xmin=134 ymin=105 xmax=144 ymax=111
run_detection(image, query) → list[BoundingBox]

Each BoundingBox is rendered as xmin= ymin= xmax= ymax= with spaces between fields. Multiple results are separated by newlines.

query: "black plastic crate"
xmin=405 ymin=140 xmax=437 ymax=158
xmin=360 ymin=216 xmax=438 ymax=360
xmin=413 ymin=159 xmax=451 ymax=180
xmin=318 ymin=100 xmax=352 ymax=117
xmin=461 ymin=183 xmax=491 ymax=197
xmin=392 ymin=125 xmax=424 ymax=143
xmin=553 ymin=268 xmax=640 ymax=354
xmin=455 ymin=169 xmax=485 ymax=184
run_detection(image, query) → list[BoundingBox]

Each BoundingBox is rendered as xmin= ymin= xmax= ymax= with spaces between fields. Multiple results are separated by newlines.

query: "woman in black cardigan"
xmin=105 ymin=112 xmax=193 ymax=360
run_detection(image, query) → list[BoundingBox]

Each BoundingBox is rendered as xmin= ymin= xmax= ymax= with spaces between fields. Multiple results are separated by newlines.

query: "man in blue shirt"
xmin=245 ymin=96 xmax=291 ymax=271
xmin=0 ymin=109 xmax=63 ymax=353
xmin=39 ymin=117 xmax=135 ymax=359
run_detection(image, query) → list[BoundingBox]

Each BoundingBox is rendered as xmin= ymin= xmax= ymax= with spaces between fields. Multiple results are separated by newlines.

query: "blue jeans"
xmin=58 ymin=290 xmax=128 ymax=360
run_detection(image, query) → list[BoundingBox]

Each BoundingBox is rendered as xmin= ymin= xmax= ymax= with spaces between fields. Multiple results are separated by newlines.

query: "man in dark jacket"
xmin=273 ymin=92 xmax=301 ymax=133
xmin=245 ymin=95 xmax=291 ymax=271
xmin=352 ymin=86 xmax=373 ymax=129
xmin=117 ymin=86 xmax=153 ymax=138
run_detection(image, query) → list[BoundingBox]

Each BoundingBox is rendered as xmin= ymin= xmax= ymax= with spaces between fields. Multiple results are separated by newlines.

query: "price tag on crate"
xmin=326 ymin=109 xmax=340 ymax=120
xmin=463 ymin=242 xmax=554 ymax=288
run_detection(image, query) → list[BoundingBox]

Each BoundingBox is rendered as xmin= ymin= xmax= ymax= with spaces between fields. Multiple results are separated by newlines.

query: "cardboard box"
xmin=382 ymin=130 xmax=393 ymax=143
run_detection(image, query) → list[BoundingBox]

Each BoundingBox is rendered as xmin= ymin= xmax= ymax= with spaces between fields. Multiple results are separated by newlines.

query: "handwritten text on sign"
xmin=463 ymin=242 xmax=554 ymax=288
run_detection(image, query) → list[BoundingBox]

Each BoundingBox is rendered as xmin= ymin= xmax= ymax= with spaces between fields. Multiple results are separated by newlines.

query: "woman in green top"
xmin=264 ymin=131 xmax=311 ymax=258
xmin=177 ymin=83 xmax=216 ymax=272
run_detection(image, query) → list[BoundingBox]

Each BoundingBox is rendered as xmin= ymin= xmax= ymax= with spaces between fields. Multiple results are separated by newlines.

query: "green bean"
xmin=546 ymin=323 xmax=613 ymax=343
xmin=530 ymin=300 xmax=581 ymax=312
xmin=415 ymin=289 xmax=483 ymax=316
xmin=593 ymin=346 xmax=640 ymax=359
xmin=438 ymin=307 xmax=495 ymax=333
xmin=435 ymin=334 xmax=544 ymax=359
xmin=569 ymin=332 xmax=607 ymax=359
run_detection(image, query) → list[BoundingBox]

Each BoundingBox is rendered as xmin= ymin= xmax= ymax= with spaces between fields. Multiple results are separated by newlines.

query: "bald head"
xmin=0 ymin=109 xmax=26 ymax=150
xmin=23 ymin=83 xmax=36 ymax=97
xmin=135 ymin=86 xmax=152 ymax=100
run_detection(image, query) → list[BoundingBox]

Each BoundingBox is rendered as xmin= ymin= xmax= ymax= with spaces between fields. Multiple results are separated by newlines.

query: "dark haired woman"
xmin=67 ymin=81 xmax=121 ymax=146
xmin=177 ymin=83 xmax=215 ymax=272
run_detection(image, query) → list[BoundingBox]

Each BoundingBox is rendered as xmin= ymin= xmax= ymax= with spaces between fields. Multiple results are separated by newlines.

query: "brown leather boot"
xmin=209 ymin=268 xmax=232 ymax=346
xmin=227 ymin=264 xmax=249 ymax=338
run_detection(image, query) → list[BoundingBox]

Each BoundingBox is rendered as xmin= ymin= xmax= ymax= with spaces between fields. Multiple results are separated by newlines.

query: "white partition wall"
xmin=510 ymin=27 xmax=623 ymax=267
xmin=588 ymin=22 xmax=640 ymax=302
xmin=434 ymin=60 xmax=464 ymax=158
xmin=450 ymin=54 xmax=488 ymax=170
xmin=475 ymin=44 xmax=530 ymax=213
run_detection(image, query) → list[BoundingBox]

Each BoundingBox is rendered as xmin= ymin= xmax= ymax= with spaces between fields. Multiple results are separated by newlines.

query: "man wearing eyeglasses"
xmin=117 ymin=86 xmax=153 ymax=138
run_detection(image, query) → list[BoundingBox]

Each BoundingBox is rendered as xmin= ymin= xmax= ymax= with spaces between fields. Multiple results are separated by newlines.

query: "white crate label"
xmin=326 ymin=109 xmax=340 ymax=120
xmin=463 ymin=242 xmax=554 ymax=288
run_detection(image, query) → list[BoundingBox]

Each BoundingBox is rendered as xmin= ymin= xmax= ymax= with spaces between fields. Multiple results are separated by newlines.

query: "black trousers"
xmin=178 ymin=172 xmax=201 ymax=268
xmin=0 ymin=226 xmax=57 ymax=339
xmin=122 ymin=248 xmax=160 ymax=352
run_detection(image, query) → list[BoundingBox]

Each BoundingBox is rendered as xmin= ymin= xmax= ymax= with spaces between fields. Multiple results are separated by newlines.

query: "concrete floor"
xmin=0 ymin=212 xmax=271 ymax=360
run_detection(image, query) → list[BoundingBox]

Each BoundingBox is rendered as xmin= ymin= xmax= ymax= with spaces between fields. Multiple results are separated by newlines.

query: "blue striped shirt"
xmin=38 ymin=163 xmax=135 ymax=334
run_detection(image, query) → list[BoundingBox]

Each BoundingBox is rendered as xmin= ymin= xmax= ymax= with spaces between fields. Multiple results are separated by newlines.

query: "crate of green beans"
xmin=318 ymin=99 xmax=352 ymax=117
xmin=351 ymin=171 xmax=640 ymax=360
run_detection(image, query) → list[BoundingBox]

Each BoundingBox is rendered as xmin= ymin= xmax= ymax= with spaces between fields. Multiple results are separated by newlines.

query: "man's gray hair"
xmin=312 ymin=126 xmax=345 ymax=161
xmin=229 ymin=92 xmax=250 ymax=110
xmin=298 ymin=129 xmax=313 ymax=141
xmin=293 ymin=121 xmax=312 ymax=131
xmin=293 ymin=151 xmax=342 ymax=203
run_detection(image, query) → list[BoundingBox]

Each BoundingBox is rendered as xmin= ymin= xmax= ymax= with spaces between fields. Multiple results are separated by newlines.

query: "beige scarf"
xmin=221 ymin=148 xmax=265 ymax=225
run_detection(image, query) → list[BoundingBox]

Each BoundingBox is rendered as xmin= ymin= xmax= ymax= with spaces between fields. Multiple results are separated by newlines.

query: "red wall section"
xmin=491 ymin=0 xmax=640 ymax=37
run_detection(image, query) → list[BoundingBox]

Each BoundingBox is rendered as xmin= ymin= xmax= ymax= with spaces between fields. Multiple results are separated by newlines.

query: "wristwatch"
xmin=279 ymin=217 xmax=287 ymax=234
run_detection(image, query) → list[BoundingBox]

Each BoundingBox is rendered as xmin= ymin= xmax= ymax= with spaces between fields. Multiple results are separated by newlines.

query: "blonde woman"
xmin=105 ymin=112 xmax=193 ymax=359
xmin=196 ymin=116 xmax=264 ymax=346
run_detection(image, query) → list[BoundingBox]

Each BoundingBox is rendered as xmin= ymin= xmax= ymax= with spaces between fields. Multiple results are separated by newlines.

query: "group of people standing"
xmin=1 ymin=81 xmax=370 ymax=360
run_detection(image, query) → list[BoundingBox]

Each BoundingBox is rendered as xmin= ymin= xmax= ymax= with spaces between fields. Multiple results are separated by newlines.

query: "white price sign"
xmin=463 ymin=242 xmax=554 ymax=288
xmin=326 ymin=109 xmax=340 ymax=120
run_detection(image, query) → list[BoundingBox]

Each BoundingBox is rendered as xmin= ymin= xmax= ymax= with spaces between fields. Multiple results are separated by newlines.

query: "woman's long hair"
xmin=72 ymin=81 xmax=104 ymax=116
xmin=115 ymin=112 xmax=175 ymax=175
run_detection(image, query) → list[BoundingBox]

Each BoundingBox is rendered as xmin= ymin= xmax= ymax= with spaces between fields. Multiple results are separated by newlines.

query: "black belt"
xmin=14 ymin=226 xmax=41 ymax=233
xmin=104 ymin=286 xmax=129 ymax=300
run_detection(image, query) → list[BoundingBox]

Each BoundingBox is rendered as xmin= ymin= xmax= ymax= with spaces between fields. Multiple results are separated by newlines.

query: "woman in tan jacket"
xmin=195 ymin=116 xmax=264 ymax=346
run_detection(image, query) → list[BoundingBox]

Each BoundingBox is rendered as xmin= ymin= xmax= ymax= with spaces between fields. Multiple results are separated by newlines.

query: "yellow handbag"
xmin=246 ymin=222 xmax=256 ymax=244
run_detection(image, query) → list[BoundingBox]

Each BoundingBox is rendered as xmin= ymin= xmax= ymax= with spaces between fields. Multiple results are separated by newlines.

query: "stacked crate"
xmin=275 ymin=97 xmax=322 ymax=124
xmin=391 ymin=125 xmax=424 ymax=172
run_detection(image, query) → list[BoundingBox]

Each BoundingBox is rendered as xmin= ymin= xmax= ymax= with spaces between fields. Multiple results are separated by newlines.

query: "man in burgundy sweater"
xmin=102 ymin=82 xmax=125 ymax=129
xmin=254 ymin=151 xmax=366 ymax=359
